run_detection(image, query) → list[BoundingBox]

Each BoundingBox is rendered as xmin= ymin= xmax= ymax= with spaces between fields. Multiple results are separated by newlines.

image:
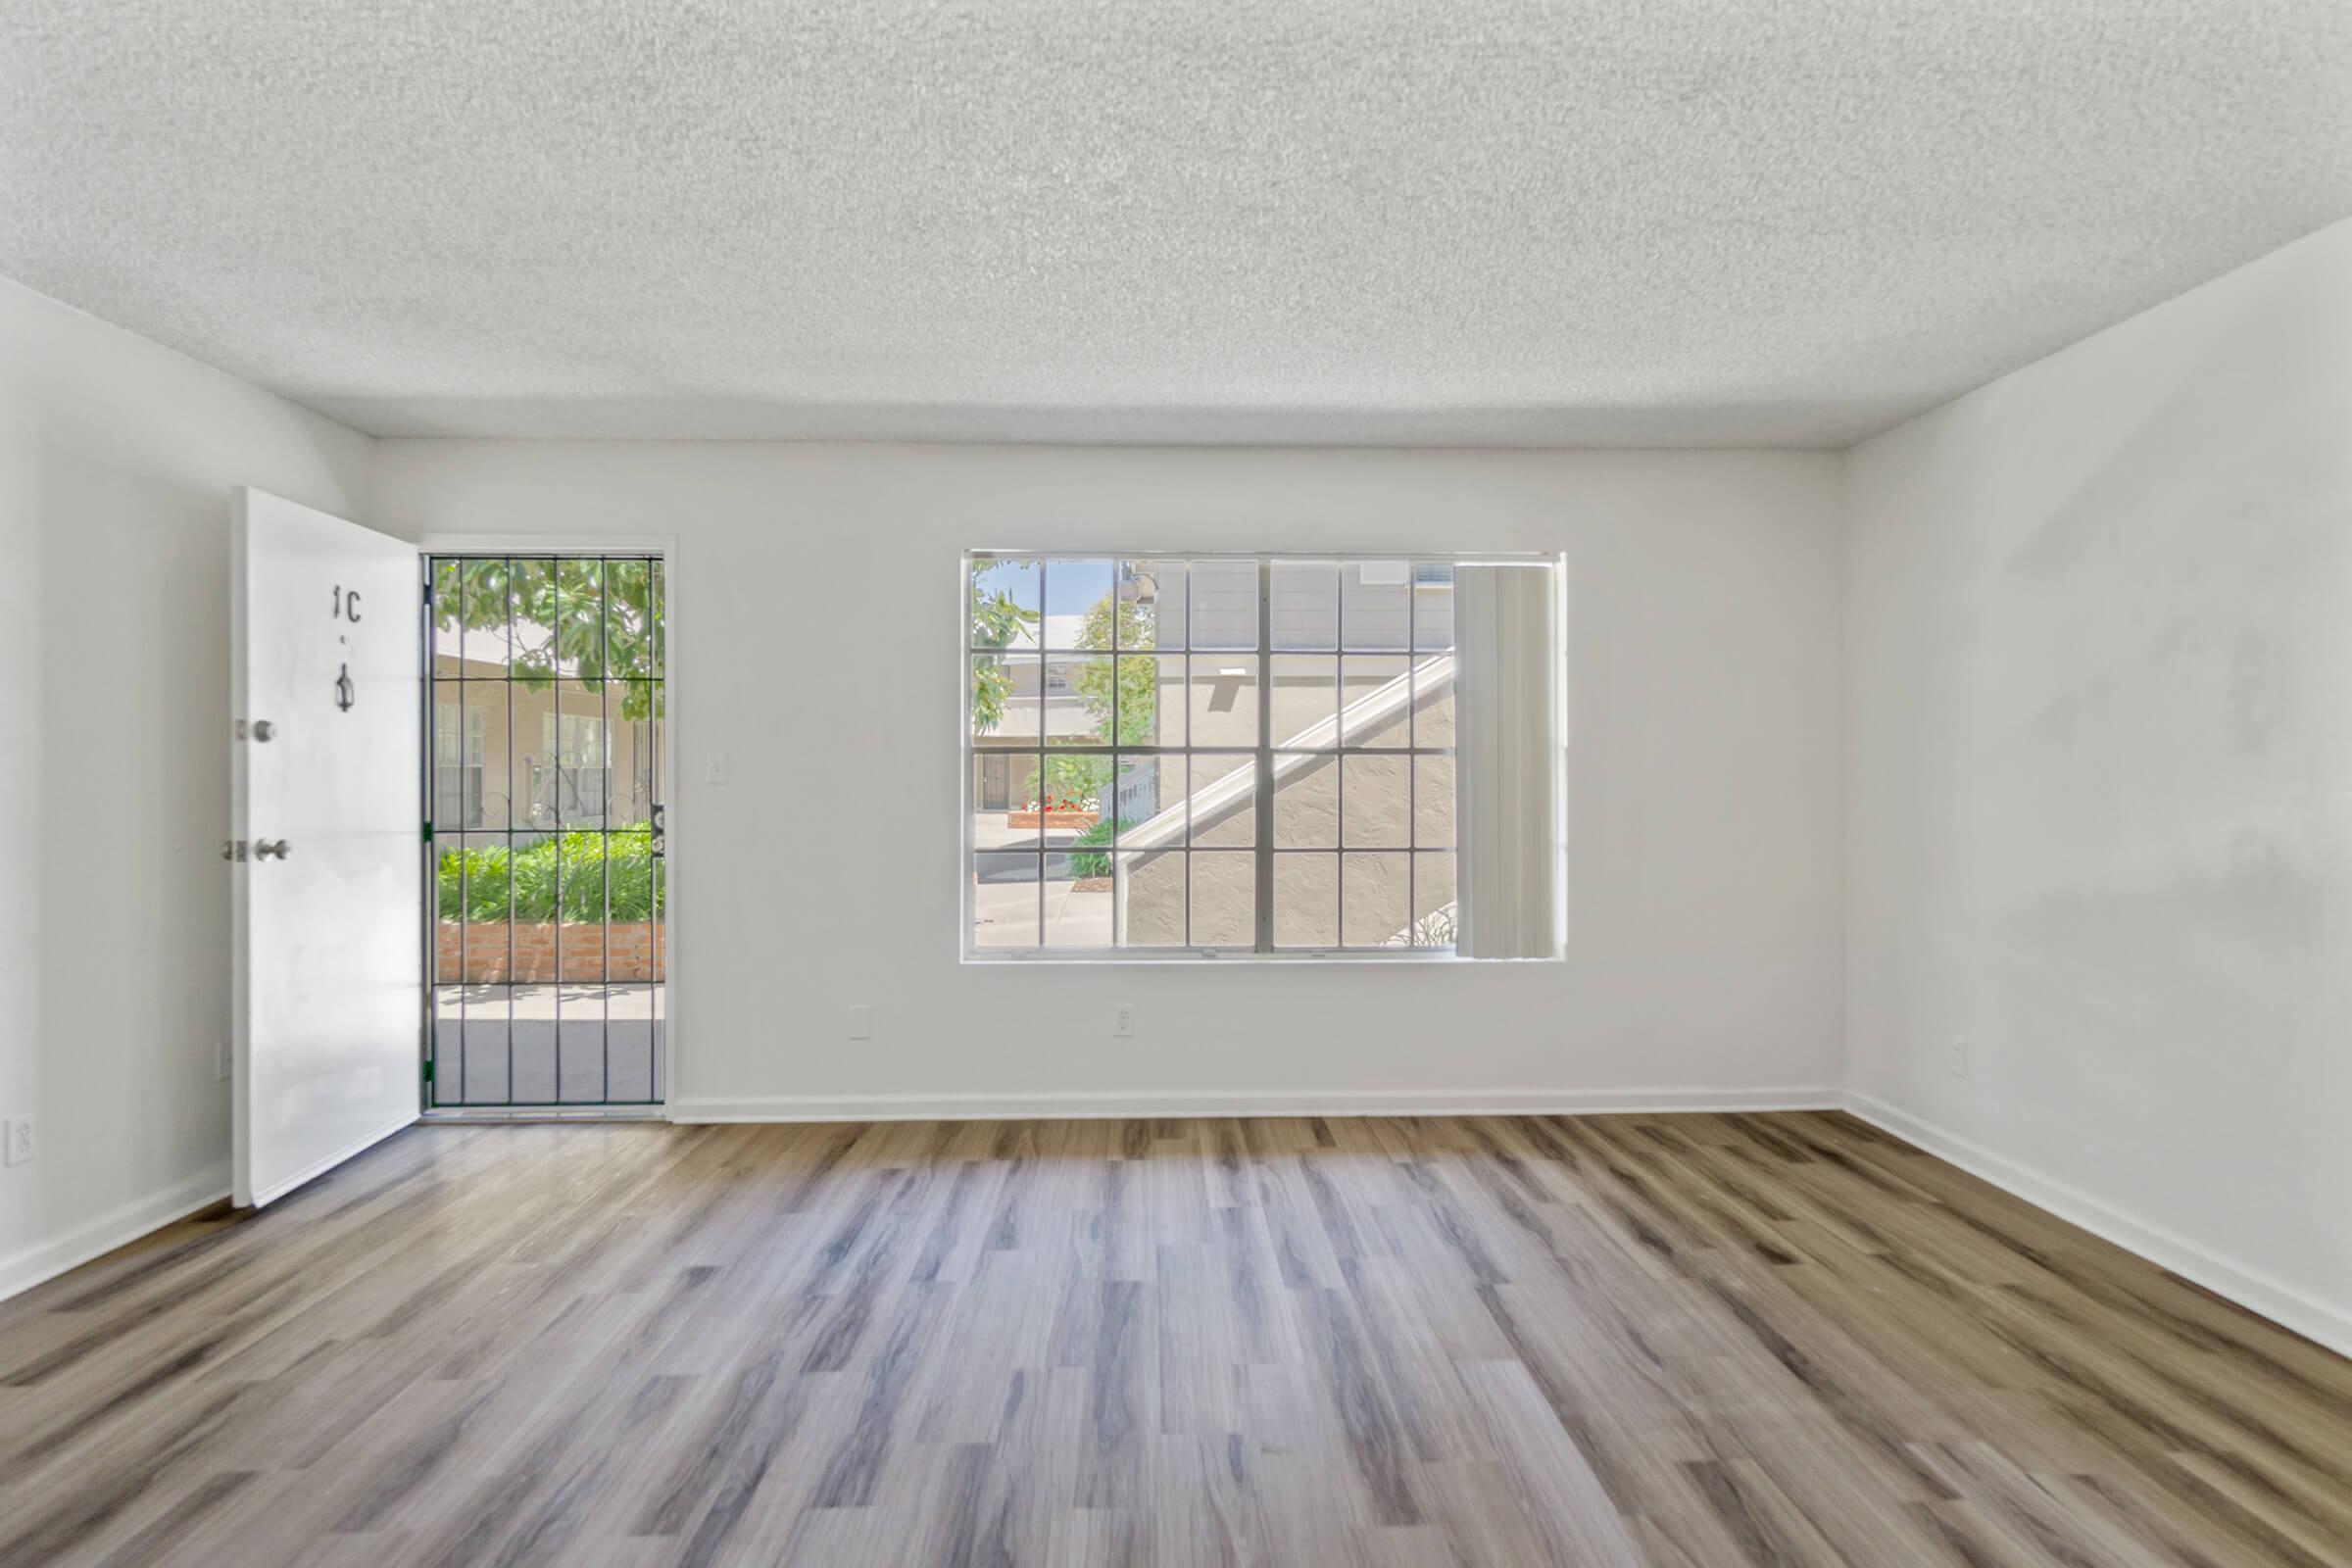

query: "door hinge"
xmin=423 ymin=821 xmax=434 ymax=843
xmin=421 ymin=1059 xmax=434 ymax=1083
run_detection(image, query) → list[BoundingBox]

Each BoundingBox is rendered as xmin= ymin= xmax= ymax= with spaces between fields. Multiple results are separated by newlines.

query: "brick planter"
xmin=1006 ymin=809 xmax=1098 ymax=830
xmin=436 ymin=921 xmax=665 ymax=984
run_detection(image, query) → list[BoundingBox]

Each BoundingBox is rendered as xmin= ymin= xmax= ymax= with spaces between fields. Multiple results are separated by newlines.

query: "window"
xmin=966 ymin=556 xmax=1467 ymax=956
xmin=434 ymin=701 xmax=487 ymax=828
xmin=537 ymin=710 xmax=611 ymax=822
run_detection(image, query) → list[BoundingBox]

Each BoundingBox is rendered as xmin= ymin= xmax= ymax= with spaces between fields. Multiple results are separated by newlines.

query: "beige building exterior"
xmin=432 ymin=628 xmax=661 ymax=836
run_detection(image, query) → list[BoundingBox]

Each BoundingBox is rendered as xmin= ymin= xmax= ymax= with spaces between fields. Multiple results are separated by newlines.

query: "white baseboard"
xmin=0 ymin=1168 xmax=230 ymax=1306
xmin=1843 ymin=1092 xmax=2352 ymax=1360
xmin=668 ymin=1085 xmax=1842 ymax=1124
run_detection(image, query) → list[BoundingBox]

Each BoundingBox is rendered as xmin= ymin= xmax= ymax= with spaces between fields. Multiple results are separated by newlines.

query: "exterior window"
xmin=966 ymin=556 xmax=1460 ymax=956
xmin=434 ymin=702 xmax=487 ymax=828
xmin=538 ymin=711 xmax=610 ymax=823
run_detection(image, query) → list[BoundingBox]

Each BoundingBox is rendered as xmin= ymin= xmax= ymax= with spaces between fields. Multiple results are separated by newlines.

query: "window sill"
xmin=960 ymin=948 xmax=1472 ymax=964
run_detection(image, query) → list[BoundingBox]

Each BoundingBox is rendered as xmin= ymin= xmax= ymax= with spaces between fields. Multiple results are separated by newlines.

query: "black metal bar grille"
xmin=425 ymin=554 xmax=665 ymax=1107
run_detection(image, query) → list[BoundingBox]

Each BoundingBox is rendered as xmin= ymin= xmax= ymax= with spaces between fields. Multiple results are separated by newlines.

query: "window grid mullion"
xmin=1253 ymin=560 xmax=1274 ymax=953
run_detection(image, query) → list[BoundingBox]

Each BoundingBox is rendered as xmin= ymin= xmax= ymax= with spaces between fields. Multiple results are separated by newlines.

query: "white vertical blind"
xmin=1455 ymin=561 xmax=1563 ymax=959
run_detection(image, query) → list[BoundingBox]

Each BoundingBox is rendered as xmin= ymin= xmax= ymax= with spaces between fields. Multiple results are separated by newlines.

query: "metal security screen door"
xmin=425 ymin=555 xmax=666 ymax=1108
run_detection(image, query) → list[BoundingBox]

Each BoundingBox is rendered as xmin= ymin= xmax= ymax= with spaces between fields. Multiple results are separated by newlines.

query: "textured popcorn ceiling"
xmin=4 ymin=1 xmax=2349 ymax=446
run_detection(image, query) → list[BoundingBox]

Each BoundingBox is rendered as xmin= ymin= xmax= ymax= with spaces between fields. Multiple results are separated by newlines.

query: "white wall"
xmin=373 ymin=442 xmax=1847 ymax=1119
xmin=1845 ymin=217 xmax=2352 ymax=1354
xmin=0 ymin=278 xmax=374 ymax=1297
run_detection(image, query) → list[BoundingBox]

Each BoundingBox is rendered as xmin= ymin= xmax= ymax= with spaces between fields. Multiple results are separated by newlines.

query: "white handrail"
xmin=1116 ymin=654 xmax=1450 ymax=853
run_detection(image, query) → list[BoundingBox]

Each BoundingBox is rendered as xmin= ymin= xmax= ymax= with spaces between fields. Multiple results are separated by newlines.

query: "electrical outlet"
xmin=1948 ymin=1035 xmax=1971 ymax=1079
xmin=704 ymin=752 xmax=730 ymax=785
xmin=5 ymin=1117 xmax=31 ymax=1167
xmin=848 ymin=1004 xmax=873 ymax=1040
xmin=1113 ymin=1003 xmax=1136 ymax=1039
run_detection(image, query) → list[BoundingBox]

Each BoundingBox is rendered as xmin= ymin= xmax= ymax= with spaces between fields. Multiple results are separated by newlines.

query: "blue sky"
xmin=1043 ymin=560 xmax=1112 ymax=614
xmin=973 ymin=557 xmax=1117 ymax=616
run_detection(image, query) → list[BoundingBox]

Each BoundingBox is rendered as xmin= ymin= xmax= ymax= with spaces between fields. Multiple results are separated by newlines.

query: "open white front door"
xmin=232 ymin=489 xmax=422 ymax=1208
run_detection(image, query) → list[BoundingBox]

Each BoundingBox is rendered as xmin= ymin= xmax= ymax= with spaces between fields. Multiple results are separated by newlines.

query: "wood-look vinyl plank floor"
xmin=0 ymin=1112 xmax=2346 ymax=1567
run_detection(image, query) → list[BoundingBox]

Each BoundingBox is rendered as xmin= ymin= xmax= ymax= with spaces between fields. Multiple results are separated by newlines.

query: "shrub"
xmin=1064 ymin=816 xmax=1135 ymax=879
xmin=437 ymin=825 xmax=662 ymax=922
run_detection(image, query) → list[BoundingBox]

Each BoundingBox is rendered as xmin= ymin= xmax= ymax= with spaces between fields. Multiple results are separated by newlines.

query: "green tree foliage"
xmin=969 ymin=562 xmax=1039 ymax=734
xmin=1022 ymin=584 xmax=1161 ymax=813
xmin=433 ymin=558 xmax=663 ymax=721
xmin=1070 ymin=594 xmax=1159 ymax=745
xmin=1015 ymin=587 xmax=1161 ymax=817
xmin=972 ymin=564 xmax=1167 ymax=816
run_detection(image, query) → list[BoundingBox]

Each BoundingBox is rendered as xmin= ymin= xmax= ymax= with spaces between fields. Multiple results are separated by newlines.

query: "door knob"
xmin=254 ymin=839 xmax=292 ymax=860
